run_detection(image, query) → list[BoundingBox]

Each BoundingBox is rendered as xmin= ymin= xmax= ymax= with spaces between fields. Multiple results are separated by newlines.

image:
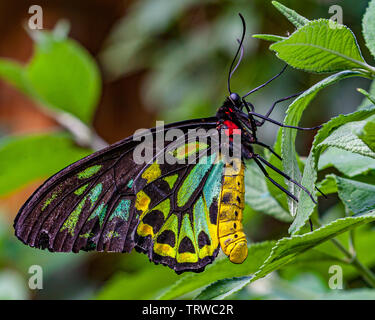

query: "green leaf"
xmin=318 ymin=147 xmax=375 ymax=177
xmin=252 ymin=34 xmax=286 ymax=42
xmin=320 ymin=120 xmax=375 ymax=159
xmin=25 ymin=31 xmax=101 ymax=124
xmin=317 ymin=174 xmax=375 ymax=214
xmin=290 ymin=106 xmax=375 ymax=234
xmin=281 ymin=223 xmax=375 ymax=282
xmin=316 ymin=174 xmax=338 ymax=195
xmin=203 ymin=212 xmax=375 ymax=298
xmin=282 ymin=71 xmax=363 ymax=216
xmin=96 ymin=264 xmax=179 ymax=300
xmin=0 ymin=30 xmax=101 ymax=125
xmin=335 ymin=176 xmax=375 ymax=215
xmin=270 ymin=19 xmax=369 ymax=74
xmin=265 ymin=130 xmax=290 ymax=212
xmin=194 ymin=276 xmax=251 ymax=300
xmin=0 ymin=60 xmax=28 ymax=93
xmin=272 ymin=1 xmax=310 ymax=29
xmin=266 ymin=133 xmax=307 ymax=214
xmin=253 ymin=212 xmax=375 ymax=282
xmin=355 ymin=114 xmax=375 ymax=152
xmin=0 ymin=133 xmax=91 ymax=196
xmin=363 ymin=0 xmax=375 ymax=59
xmin=357 ymin=88 xmax=375 ymax=105
xmin=358 ymin=81 xmax=375 ymax=110
xmin=245 ymin=161 xmax=292 ymax=222
xmin=158 ymin=241 xmax=275 ymax=300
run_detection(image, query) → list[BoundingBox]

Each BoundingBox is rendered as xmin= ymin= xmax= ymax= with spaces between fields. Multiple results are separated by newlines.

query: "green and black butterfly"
xmin=14 ymin=14 xmax=320 ymax=274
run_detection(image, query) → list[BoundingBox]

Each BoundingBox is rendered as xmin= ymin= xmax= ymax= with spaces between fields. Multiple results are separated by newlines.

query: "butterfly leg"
xmin=249 ymin=111 xmax=322 ymax=131
xmin=252 ymin=143 xmax=327 ymax=198
xmin=242 ymin=99 xmax=254 ymax=112
xmin=255 ymin=154 xmax=317 ymax=204
xmin=252 ymin=156 xmax=298 ymax=202
xmin=251 ymin=141 xmax=282 ymax=161
xmin=309 ymin=218 xmax=314 ymax=232
xmin=315 ymin=185 xmax=328 ymax=199
xmin=257 ymin=91 xmax=305 ymax=126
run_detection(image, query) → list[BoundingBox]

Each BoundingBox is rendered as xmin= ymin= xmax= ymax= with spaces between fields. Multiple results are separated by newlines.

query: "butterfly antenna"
xmin=229 ymin=39 xmax=244 ymax=83
xmin=227 ymin=13 xmax=246 ymax=94
xmin=242 ymin=65 xmax=287 ymax=98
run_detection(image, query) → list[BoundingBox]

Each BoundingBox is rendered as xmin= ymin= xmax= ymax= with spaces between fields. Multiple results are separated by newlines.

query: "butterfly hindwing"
xmin=133 ymin=150 xmax=226 ymax=273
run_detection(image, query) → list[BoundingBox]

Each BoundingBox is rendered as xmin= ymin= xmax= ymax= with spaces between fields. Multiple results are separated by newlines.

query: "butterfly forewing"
xmin=14 ymin=118 xmax=229 ymax=273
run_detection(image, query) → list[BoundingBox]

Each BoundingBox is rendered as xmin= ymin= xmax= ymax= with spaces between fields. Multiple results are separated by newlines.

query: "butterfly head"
xmin=228 ymin=92 xmax=242 ymax=108
xmin=229 ymin=92 xmax=241 ymax=104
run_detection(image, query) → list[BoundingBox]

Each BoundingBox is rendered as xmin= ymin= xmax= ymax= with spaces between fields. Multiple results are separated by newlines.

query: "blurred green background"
xmin=0 ymin=0 xmax=373 ymax=299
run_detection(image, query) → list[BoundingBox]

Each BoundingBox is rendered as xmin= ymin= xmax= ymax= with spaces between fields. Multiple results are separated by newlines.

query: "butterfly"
xmin=14 ymin=14 xmax=320 ymax=274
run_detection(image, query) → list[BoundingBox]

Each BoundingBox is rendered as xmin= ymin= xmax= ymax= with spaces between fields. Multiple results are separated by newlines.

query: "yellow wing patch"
xmin=171 ymin=142 xmax=209 ymax=160
xmin=142 ymin=162 xmax=161 ymax=183
xmin=135 ymin=190 xmax=151 ymax=213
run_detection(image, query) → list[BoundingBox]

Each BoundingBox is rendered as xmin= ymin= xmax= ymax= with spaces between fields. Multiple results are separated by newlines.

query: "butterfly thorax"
xmin=216 ymin=98 xmax=255 ymax=160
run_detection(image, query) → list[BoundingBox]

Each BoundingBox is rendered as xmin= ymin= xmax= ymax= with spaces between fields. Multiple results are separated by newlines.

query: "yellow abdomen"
xmin=218 ymin=158 xmax=247 ymax=264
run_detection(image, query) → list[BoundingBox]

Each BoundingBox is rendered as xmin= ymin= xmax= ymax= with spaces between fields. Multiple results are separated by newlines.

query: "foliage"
xmin=0 ymin=22 xmax=100 ymax=124
xmin=0 ymin=0 xmax=375 ymax=300
xmin=0 ymin=134 xmax=91 ymax=196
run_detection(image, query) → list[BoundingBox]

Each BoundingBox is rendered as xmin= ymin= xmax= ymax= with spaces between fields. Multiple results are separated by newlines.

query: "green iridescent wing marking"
xmin=134 ymin=150 xmax=226 ymax=273
xmin=14 ymin=118 xmax=227 ymax=273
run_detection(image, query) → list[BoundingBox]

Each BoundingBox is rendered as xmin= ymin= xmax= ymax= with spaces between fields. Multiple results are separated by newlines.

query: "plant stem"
xmin=356 ymin=69 xmax=375 ymax=80
xmin=55 ymin=111 xmax=108 ymax=151
xmin=315 ymin=219 xmax=375 ymax=287
xmin=39 ymin=106 xmax=108 ymax=151
xmin=345 ymin=208 xmax=356 ymax=257
xmin=360 ymin=64 xmax=375 ymax=77
xmin=330 ymin=238 xmax=375 ymax=288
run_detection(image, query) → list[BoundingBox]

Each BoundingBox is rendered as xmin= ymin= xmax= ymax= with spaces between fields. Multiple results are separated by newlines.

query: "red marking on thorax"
xmin=223 ymin=120 xmax=240 ymax=138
